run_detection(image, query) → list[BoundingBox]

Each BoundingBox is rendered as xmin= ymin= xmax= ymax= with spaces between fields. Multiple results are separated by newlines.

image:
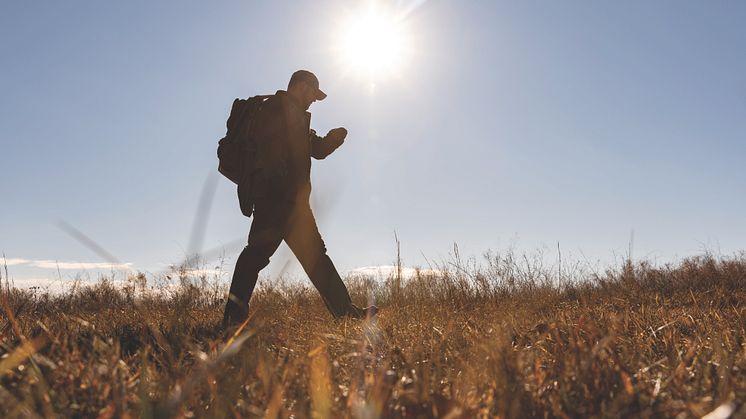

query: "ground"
xmin=1 ymin=253 xmax=745 ymax=418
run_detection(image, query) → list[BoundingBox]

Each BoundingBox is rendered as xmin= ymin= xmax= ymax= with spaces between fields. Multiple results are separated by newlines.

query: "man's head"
xmin=287 ymin=70 xmax=327 ymax=110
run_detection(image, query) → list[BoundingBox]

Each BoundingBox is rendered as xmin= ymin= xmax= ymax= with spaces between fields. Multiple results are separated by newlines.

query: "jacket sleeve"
xmin=310 ymin=129 xmax=344 ymax=160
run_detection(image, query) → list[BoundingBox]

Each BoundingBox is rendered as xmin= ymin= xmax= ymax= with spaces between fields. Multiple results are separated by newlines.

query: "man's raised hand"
xmin=326 ymin=127 xmax=348 ymax=147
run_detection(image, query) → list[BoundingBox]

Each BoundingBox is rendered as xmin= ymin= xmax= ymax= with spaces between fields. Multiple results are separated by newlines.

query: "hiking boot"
xmin=345 ymin=304 xmax=378 ymax=319
xmin=222 ymin=307 xmax=248 ymax=330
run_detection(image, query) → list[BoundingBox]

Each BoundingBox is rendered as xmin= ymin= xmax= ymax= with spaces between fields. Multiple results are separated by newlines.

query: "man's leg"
xmin=223 ymin=202 xmax=287 ymax=327
xmin=284 ymin=204 xmax=357 ymax=317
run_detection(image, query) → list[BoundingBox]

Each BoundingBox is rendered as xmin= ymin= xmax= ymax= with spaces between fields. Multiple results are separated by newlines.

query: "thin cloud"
xmin=2 ymin=258 xmax=31 ymax=266
xmin=30 ymin=260 xmax=133 ymax=270
xmin=1 ymin=257 xmax=132 ymax=270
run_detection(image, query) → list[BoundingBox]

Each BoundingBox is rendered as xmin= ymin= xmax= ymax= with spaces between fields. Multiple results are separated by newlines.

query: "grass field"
xmin=1 ymin=250 xmax=745 ymax=418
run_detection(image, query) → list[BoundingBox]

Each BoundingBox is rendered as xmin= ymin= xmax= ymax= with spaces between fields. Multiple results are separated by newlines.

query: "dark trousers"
xmin=223 ymin=198 xmax=355 ymax=325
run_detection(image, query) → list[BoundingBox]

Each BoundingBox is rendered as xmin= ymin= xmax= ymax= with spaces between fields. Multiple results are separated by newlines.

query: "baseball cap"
xmin=289 ymin=70 xmax=327 ymax=101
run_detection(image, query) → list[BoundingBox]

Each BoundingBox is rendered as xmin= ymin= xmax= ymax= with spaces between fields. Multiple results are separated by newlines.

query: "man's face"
xmin=300 ymin=83 xmax=318 ymax=110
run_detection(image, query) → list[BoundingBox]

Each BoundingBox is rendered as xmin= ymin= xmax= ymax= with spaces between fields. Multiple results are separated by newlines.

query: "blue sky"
xmin=2 ymin=1 xmax=745 ymax=286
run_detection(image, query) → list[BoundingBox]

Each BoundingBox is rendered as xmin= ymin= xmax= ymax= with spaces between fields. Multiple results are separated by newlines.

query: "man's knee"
xmin=238 ymin=245 xmax=273 ymax=270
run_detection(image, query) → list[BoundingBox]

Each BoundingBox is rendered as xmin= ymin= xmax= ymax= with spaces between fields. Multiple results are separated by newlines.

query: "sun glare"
xmin=335 ymin=5 xmax=410 ymax=81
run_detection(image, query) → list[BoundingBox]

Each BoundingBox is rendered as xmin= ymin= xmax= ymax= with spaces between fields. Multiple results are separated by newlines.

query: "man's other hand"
xmin=326 ymin=127 xmax=348 ymax=147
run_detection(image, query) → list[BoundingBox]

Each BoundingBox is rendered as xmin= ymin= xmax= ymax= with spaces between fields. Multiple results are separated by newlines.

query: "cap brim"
xmin=316 ymin=89 xmax=327 ymax=101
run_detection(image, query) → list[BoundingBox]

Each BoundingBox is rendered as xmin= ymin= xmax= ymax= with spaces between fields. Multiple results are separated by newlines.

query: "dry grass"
xmin=1 ymin=250 xmax=745 ymax=418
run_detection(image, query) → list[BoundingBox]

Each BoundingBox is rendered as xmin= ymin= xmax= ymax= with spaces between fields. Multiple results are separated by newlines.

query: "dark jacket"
xmin=239 ymin=90 xmax=343 ymax=213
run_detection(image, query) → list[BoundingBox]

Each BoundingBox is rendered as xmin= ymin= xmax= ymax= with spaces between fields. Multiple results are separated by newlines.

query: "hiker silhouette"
xmin=222 ymin=70 xmax=376 ymax=327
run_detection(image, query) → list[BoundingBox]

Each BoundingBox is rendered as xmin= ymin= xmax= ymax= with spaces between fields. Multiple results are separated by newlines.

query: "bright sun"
xmin=335 ymin=5 xmax=411 ymax=81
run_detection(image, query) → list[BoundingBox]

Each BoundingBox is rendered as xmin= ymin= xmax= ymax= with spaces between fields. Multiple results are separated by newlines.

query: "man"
xmin=223 ymin=70 xmax=375 ymax=327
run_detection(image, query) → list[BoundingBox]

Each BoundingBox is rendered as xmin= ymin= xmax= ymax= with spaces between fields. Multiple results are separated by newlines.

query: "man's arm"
xmin=310 ymin=128 xmax=347 ymax=160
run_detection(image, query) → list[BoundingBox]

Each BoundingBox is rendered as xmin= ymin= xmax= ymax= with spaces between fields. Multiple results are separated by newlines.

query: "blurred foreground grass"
xmin=1 ymin=251 xmax=745 ymax=418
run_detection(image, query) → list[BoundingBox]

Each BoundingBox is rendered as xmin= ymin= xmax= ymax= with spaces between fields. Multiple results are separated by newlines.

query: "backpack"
xmin=217 ymin=95 xmax=272 ymax=184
